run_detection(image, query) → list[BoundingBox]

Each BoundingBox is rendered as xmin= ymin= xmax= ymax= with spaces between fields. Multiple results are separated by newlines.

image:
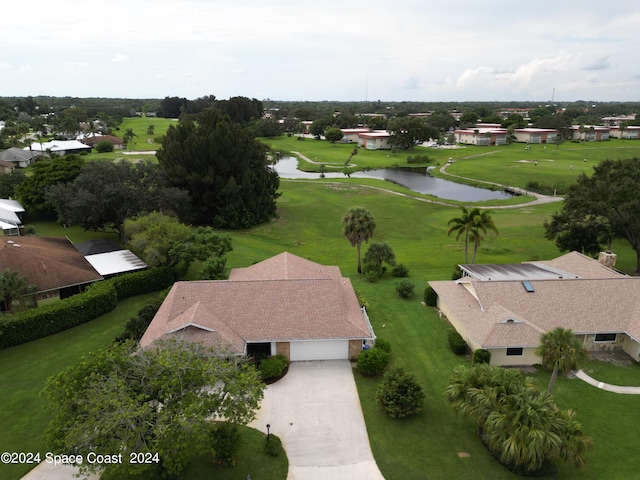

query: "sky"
xmin=2 ymin=0 xmax=639 ymax=102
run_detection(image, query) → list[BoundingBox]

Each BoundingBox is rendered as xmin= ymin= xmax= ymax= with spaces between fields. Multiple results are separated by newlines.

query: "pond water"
xmin=273 ymin=157 xmax=513 ymax=202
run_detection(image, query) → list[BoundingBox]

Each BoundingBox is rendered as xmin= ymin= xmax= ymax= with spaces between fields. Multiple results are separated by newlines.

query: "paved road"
xmin=249 ymin=360 xmax=385 ymax=480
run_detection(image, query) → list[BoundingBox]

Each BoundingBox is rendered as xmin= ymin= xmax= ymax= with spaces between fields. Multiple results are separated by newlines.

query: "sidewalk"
xmin=574 ymin=370 xmax=640 ymax=394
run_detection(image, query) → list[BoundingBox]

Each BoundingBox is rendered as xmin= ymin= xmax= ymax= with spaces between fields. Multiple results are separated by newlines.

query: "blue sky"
xmin=2 ymin=0 xmax=639 ymax=102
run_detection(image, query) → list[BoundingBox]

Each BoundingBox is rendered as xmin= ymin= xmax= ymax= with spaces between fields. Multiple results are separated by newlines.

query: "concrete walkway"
xmin=249 ymin=360 xmax=385 ymax=480
xmin=574 ymin=370 xmax=640 ymax=394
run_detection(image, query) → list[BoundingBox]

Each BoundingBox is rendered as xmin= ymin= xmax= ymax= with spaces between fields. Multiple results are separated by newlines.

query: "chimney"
xmin=598 ymin=251 xmax=617 ymax=269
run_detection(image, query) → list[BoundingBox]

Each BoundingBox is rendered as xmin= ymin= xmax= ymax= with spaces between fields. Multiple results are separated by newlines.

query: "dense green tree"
xmin=324 ymin=126 xmax=344 ymax=144
xmin=427 ymin=112 xmax=456 ymax=132
xmin=253 ymin=118 xmax=282 ymax=137
xmin=387 ymin=117 xmax=438 ymax=149
xmin=43 ymin=339 xmax=264 ymax=478
xmin=544 ymin=211 xmax=612 ymax=257
xmin=45 ymin=160 xmax=189 ymax=241
xmin=362 ymin=242 xmax=396 ymax=280
xmin=342 ymin=207 xmax=376 ymax=273
xmin=0 ymin=169 xmax=25 ymax=199
xmin=536 ymin=327 xmax=589 ymax=393
xmin=95 ymin=140 xmax=114 ymax=153
xmin=376 ymin=366 xmax=425 ymax=418
xmin=215 ymin=96 xmax=263 ymax=125
xmin=546 ymin=158 xmax=640 ymax=273
xmin=459 ymin=111 xmax=479 ymax=127
xmin=157 ymin=108 xmax=280 ymax=228
xmin=159 ymin=96 xmax=188 ymax=118
xmin=16 ymin=155 xmax=84 ymax=215
xmin=309 ymin=116 xmax=333 ymax=136
xmin=0 ymin=268 xmax=37 ymax=312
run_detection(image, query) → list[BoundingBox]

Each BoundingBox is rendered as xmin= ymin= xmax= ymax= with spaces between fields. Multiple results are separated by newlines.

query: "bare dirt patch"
xmin=589 ymin=350 xmax=634 ymax=366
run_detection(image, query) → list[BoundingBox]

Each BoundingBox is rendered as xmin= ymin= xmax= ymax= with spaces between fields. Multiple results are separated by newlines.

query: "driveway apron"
xmin=250 ymin=360 xmax=385 ymax=480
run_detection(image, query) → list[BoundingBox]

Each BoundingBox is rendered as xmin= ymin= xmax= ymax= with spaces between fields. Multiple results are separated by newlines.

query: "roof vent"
xmin=522 ymin=280 xmax=534 ymax=292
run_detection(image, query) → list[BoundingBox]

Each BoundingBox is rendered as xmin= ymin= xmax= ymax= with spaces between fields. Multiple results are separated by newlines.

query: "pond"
xmin=273 ymin=157 xmax=513 ymax=202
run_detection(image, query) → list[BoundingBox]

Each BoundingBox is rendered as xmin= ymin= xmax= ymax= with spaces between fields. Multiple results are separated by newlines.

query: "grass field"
xmin=6 ymin=131 xmax=640 ymax=479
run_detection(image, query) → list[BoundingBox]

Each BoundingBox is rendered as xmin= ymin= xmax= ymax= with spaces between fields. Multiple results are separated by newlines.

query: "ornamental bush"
xmin=396 ymin=279 xmax=415 ymax=299
xmin=374 ymin=338 xmax=391 ymax=354
xmin=448 ymin=330 xmax=468 ymax=355
xmin=391 ymin=264 xmax=409 ymax=277
xmin=423 ymin=286 xmax=438 ymax=306
xmin=264 ymin=434 xmax=283 ymax=457
xmin=357 ymin=347 xmax=389 ymax=376
xmin=472 ymin=349 xmax=492 ymax=364
xmin=95 ymin=140 xmax=114 ymax=153
xmin=210 ymin=424 xmax=241 ymax=467
xmin=258 ymin=355 xmax=289 ymax=380
xmin=376 ymin=366 xmax=425 ymax=418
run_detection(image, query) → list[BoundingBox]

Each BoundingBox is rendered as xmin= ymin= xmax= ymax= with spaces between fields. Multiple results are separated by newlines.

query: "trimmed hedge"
xmin=448 ymin=330 xmax=468 ymax=355
xmin=0 ymin=267 xmax=176 ymax=350
xmin=424 ymin=286 xmax=438 ymax=307
xmin=357 ymin=347 xmax=390 ymax=376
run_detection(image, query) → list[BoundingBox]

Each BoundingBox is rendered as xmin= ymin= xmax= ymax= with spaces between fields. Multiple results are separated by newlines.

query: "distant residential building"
xmin=0 ymin=198 xmax=24 ymax=236
xmin=455 ymin=126 xmax=508 ymax=146
xmin=340 ymin=128 xmax=371 ymax=143
xmin=0 ymin=147 xmax=36 ymax=168
xmin=513 ymin=128 xmax=559 ymax=144
xmin=357 ymin=131 xmax=391 ymax=150
xmin=602 ymin=115 xmax=636 ymax=126
xmin=25 ymin=140 xmax=92 ymax=157
xmin=570 ymin=126 xmax=610 ymax=142
xmin=0 ymin=159 xmax=15 ymax=174
xmin=609 ymin=125 xmax=640 ymax=139
xmin=80 ymin=134 xmax=125 ymax=150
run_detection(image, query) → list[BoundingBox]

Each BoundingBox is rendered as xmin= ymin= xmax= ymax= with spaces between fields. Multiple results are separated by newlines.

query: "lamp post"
xmin=266 ymin=424 xmax=271 ymax=444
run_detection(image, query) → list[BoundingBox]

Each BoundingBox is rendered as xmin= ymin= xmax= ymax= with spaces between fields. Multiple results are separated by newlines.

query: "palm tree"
xmin=342 ymin=207 xmax=376 ymax=273
xmin=447 ymin=207 xmax=498 ymax=264
xmin=123 ymin=128 xmax=137 ymax=149
xmin=469 ymin=209 xmax=498 ymax=264
xmin=536 ymin=327 xmax=589 ymax=393
xmin=0 ymin=268 xmax=37 ymax=312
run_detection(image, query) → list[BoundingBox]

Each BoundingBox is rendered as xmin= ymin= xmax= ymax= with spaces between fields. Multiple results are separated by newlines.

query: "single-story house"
xmin=569 ymin=126 xmax=610 ymax=142
xmin=80 ymin=134 xmax=125 ymax=149
xmin=429 ymin=251 xmax=640 ymax=366
xmin=358 ymin=131 xmax=391 ymax=150
xmin=0 ymin=198 xmax=25 ymax=236
xmin=455 ymin=127 xmax=508 ymax=146
xmin=75 ymin=238 xmax=147 ymax=277
xmin=25 ymin=140 xmax=92 ymax=157
xmin=608 ymin=126 xmax=640 ymax=139
xmin=0 ymin=236 xmax=103 ymax=309
xmin=0 ymin=147 xmax=36 ymax=168
xmin=140 ymin=252 xmax=376 ymax=361
xmin=513 ymin=128 xmax=559 ymax=144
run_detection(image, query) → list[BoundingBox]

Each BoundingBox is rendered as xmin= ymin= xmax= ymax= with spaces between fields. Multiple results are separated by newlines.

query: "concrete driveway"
xmin=249 ymin=360 xmax=385 ymax=480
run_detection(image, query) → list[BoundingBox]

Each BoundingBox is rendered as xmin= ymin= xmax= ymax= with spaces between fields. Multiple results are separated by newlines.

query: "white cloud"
xmin=111 ymin=54 xmax=128 ymax=63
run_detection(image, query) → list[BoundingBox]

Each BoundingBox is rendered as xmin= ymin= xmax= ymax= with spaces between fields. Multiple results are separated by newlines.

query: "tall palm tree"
xmin=342 ymin=207 xmax=376 ymax=273
xmin=469 ymin=209 xmax=498 ymax=264
xmin=536 ymin=327 xmax=589 ymax=393
xmin=0 ymin=268 xmax=36 ymax=312
xmin=447 ymin=207 xmax=498 ymax=264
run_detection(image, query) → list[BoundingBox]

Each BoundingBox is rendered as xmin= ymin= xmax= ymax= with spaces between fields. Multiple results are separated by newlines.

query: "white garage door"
xmin=289 ymin=340 xmax=349 ymax=361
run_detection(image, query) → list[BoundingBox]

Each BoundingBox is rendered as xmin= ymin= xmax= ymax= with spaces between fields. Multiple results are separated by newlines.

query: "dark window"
xmin=506 ymin=347 xmax=523 ymax=356
xmin=594 ymin=333 xmax=617 ymax=342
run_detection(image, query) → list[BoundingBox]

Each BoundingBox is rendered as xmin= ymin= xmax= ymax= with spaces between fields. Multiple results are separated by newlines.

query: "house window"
xmin=506 ymin=347 xmax=523 ymax=356
xmin=594 ymin=333 xmax=617 ymax=343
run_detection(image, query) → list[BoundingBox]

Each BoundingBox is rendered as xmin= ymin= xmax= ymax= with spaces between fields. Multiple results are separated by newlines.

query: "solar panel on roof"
xmin=522 ymin=280 xmax=535 ymax=292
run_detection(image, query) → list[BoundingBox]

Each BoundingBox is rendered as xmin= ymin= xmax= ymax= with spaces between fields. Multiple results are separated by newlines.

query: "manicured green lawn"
xmin=116 ymin=117 xmax=176 ymax=151
xmin=0 ymin=293 xmax=158 ymax=480
xmin=582 ymin=359 xmax=640 ymax=386
xmin=4 ymin=171 xmax=640 ymax=479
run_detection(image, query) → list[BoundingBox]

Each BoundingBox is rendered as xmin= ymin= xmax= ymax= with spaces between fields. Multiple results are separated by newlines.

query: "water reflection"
xmin=273 ymin=157 xmax=513 ymax=202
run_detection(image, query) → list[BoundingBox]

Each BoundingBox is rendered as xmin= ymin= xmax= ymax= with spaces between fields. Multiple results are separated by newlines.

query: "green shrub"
xmin=448 ymin=330 xmax=468 ymax=355
xmin=374 ymin=338 xmax=391 ymax=353
xmin=391 ymin=264 xmax=409 ymax=277
xmin=376 ymin=366 xmax=425 ymax=418
xmin=115 ymin=294 xmax=166 ymax=343
xmin=95 ymin=140 xmax=114 ymax=153
xmin=357 ymin=347 xmax=389 ymax=376
xmin=452 ymin=265 xmax=463 ymax=280
xmin=264 ymin=434 xmax=283 ymax=457
xmin=396 ymin=279 xmax=415 ymax=299
xmin=0 ymin=281 xmax=118 ymax=349
xmin=363 ymin=262 xmax=385 ymax=282
xmin=424 ymin=286 xmax=438 ymax=306
xmin=354 ymin=289 xmax=369 ymax=309
xmin=210 ymin=424 xmax=241 ymax=466
xmin=111 ymin=267 xmax=175 ymax=299
xmin=259 ymin=355 xmax=289 ymax=380
xmin=472 ymin=349 xmax=492 ymax=364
